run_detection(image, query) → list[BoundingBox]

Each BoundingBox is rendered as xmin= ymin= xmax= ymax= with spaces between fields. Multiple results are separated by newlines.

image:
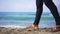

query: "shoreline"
xmin=0 ymin=25 xmax=55 ymax=28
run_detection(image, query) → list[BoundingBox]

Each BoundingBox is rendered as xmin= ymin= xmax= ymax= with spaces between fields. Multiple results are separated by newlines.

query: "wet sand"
xmin=0 ymin=27 xmax=60 ymax=34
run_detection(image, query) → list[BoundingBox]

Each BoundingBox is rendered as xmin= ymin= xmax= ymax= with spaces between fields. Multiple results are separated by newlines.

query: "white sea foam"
xmin=0 ymin=25 xmax=26 ymax=28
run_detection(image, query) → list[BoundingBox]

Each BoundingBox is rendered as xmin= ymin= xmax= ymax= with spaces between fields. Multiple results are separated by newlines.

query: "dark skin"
xmin=26 ymin=0 xmax=60 ymax=32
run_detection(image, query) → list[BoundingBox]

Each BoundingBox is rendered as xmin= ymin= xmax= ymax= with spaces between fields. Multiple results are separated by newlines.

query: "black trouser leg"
xmin=33 ymin=0 xmax=43 ymax=25
xmin=44 ymin=0 xmax=60 ymax=25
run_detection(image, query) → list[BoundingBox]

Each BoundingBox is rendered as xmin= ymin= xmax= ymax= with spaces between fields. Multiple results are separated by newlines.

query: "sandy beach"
xmin=0 ymin=27 xmax=60 ymax=34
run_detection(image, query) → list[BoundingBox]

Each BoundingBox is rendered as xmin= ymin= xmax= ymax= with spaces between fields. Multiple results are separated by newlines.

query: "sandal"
xmin=26 ymin=24 xmax=39 ymax=30
xmin=51 ymin=25 xmax=60 ymax=32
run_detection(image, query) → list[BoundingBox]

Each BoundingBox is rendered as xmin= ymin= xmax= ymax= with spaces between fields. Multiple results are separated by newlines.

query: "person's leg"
xmin=26 ymin=0 xmax=43 ymax=29
xmin=44 ymin=0 xmax=60 ymax=31
xmin=33 ymin=0 xmax=43 ymax=26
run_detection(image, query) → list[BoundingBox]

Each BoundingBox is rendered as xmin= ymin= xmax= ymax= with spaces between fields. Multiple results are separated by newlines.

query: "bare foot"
xmin=51 ymin=25 xmax=60 ymax=32
xmin=26 ymin=24 xmax=39 ymax=30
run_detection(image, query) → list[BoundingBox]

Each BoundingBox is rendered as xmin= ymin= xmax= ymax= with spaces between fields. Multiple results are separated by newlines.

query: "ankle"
xmin=33 ymin=24 xmax=38 ymax=27
xmin=56 ymin=25 xmax=60 ymax=28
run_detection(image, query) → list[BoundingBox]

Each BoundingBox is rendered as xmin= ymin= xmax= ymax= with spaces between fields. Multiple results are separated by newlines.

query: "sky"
xmin=0 ymin=0 xmax=60 ymax=12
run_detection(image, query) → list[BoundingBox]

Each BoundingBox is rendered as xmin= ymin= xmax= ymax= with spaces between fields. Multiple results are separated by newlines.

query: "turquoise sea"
xmin=0 ymin=12 xmax=55 ymax=28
